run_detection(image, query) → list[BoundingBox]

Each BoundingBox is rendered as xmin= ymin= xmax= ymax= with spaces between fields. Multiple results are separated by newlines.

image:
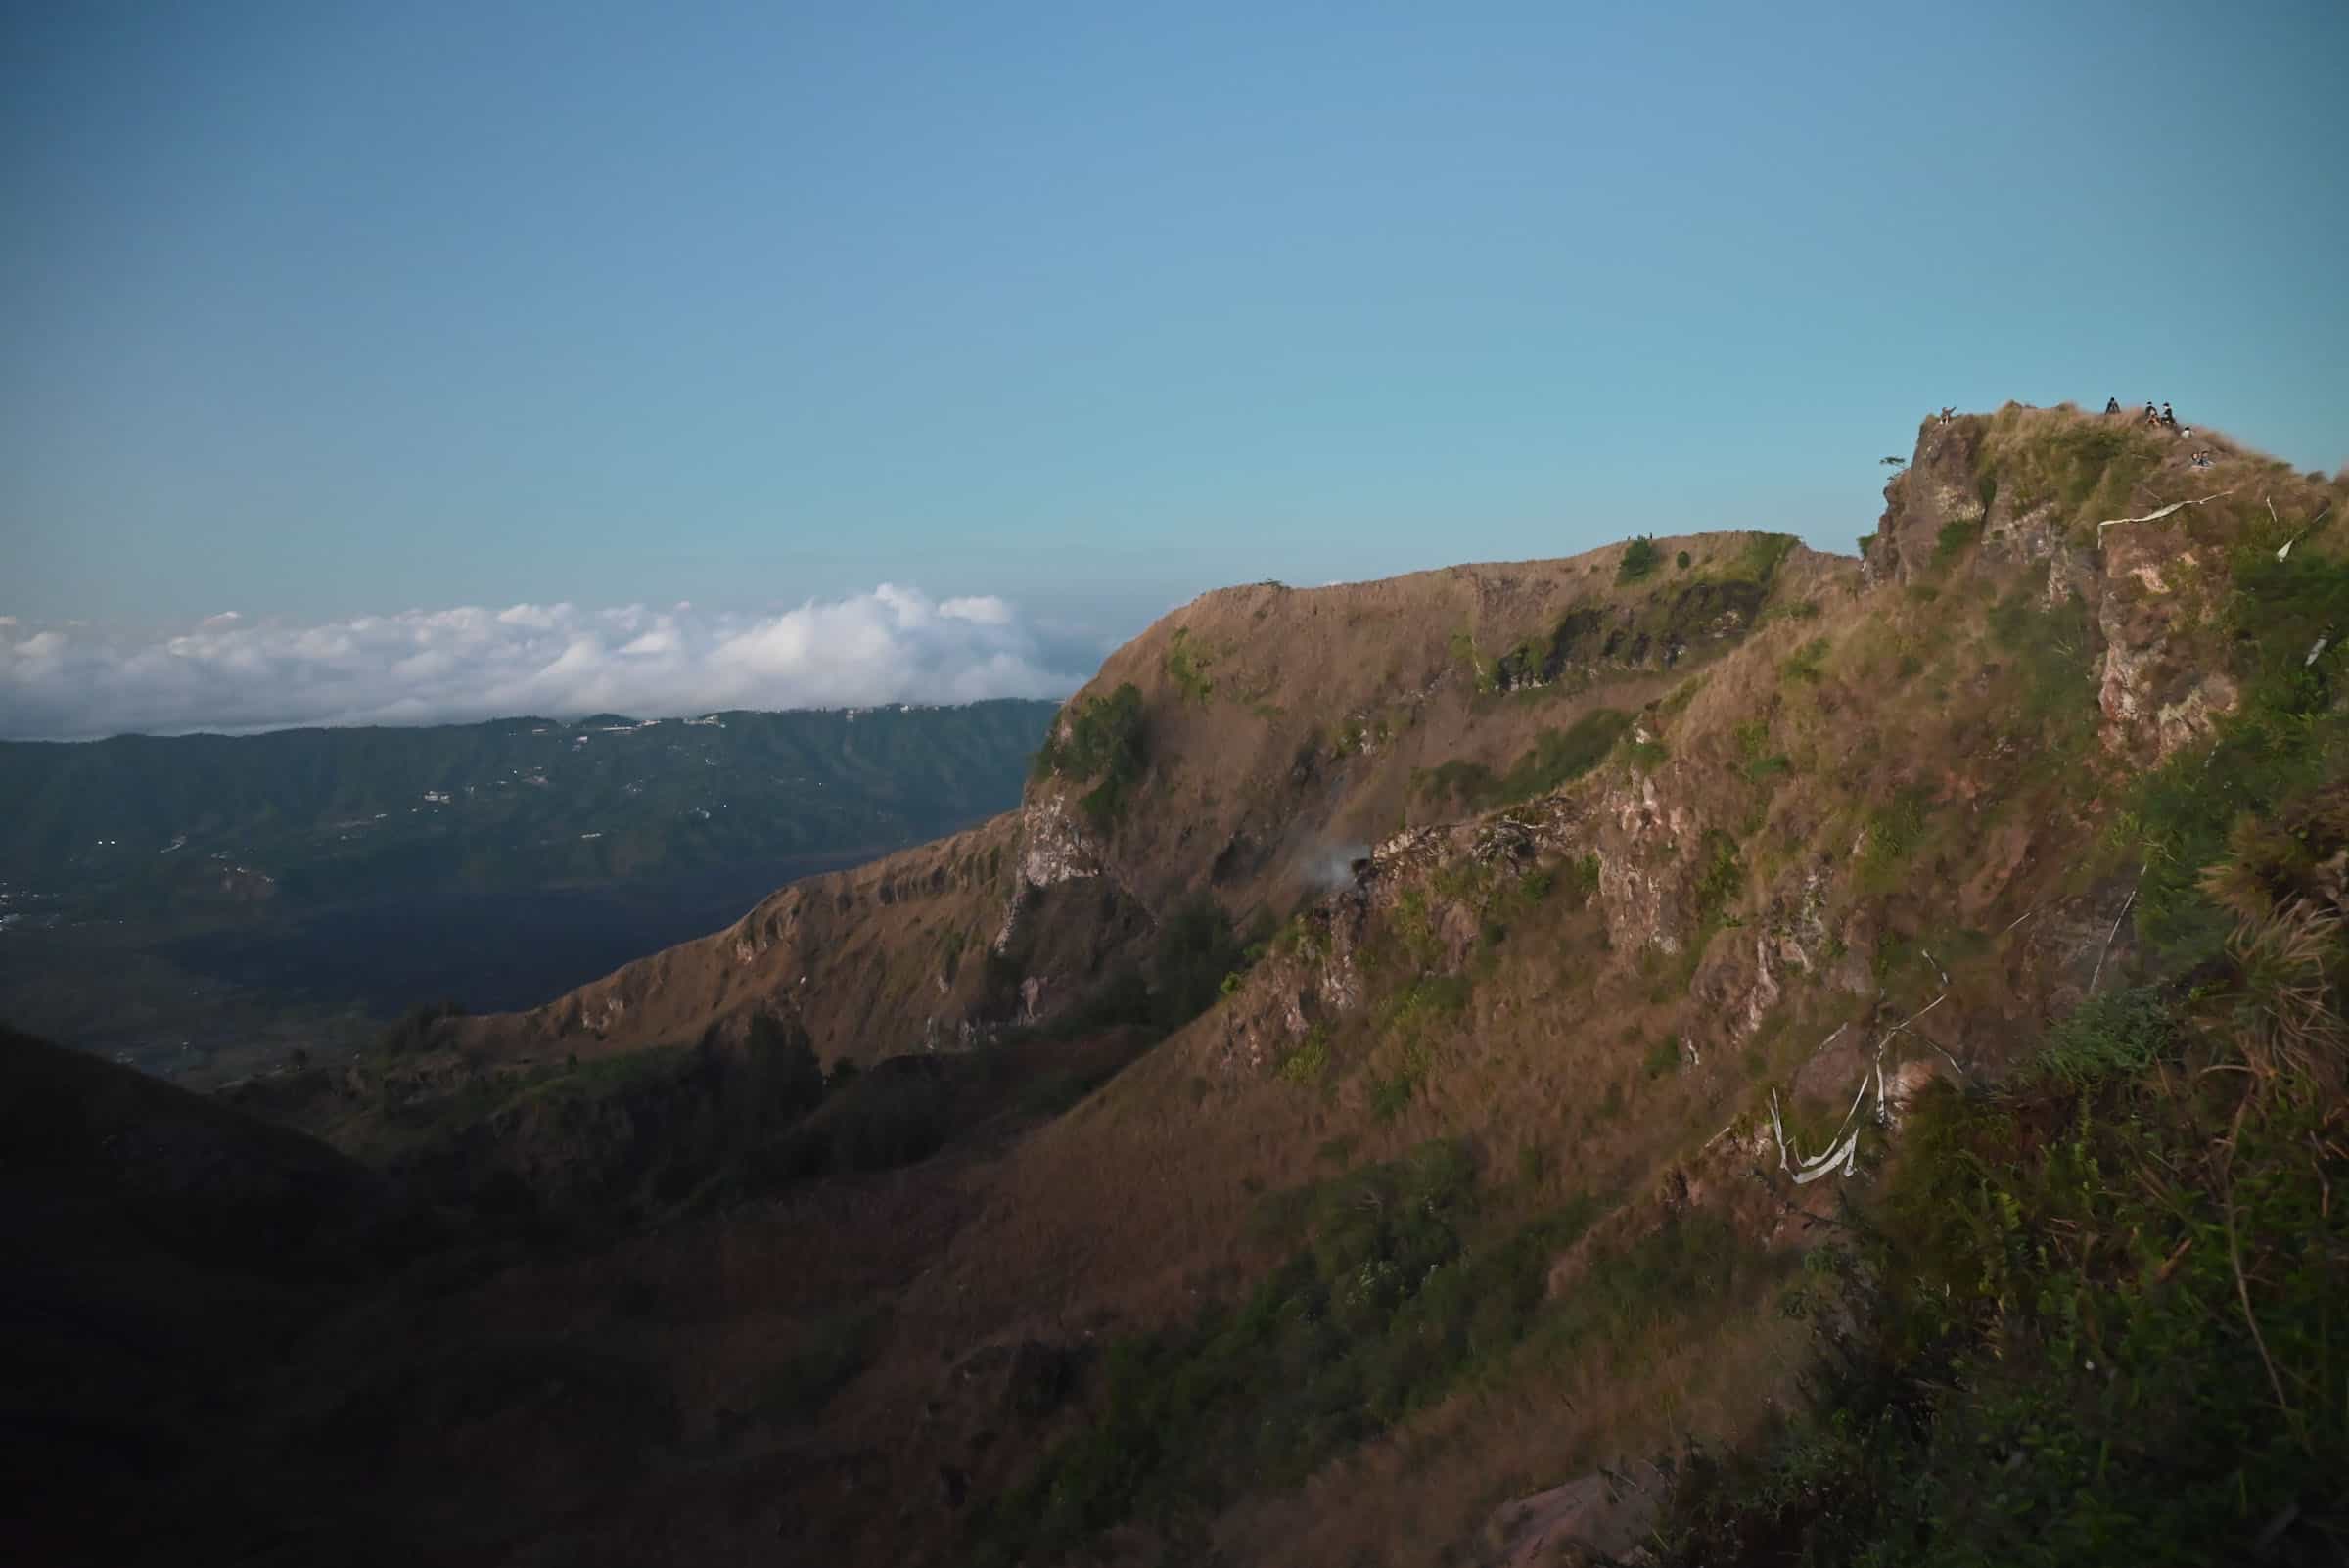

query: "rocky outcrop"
xmin=2096 ymin=524 xmax=2238 ymax=763
xmin=1014 ymin=789 xmax=1103 ymax=891
xmin=1485 ymin=1466 xmax=1664 ymax=1566
xmin=1870 ymin=415 xmax=1990 ymax=584
xmin=1592 ymin=770 xmax=1696 ymax=956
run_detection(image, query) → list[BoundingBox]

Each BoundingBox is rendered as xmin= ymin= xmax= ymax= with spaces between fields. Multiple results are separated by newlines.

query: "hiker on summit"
xmin=2161 ymin=402 xmax=2177 ymax=428
xmin=2143 ymin=401 xmax=2161 ymax=425
xmin=2105 ymin=397 xmax=2121 ymax=414
xmin=1937 ymin=406 xmax=1955 ymax=426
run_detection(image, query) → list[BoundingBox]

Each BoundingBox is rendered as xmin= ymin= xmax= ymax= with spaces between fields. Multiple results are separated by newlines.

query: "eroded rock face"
xmin=1016 ymin=791 xmax=1102 ymax=891
xmin=1485 ymin=1465 xmax=1663 ymax=1567
xmin=994 ymin=789 xmax=1107 ymax=959
xmin=2096 ymin=528 xmax=2237 ymax=762
xmin=1593 ymin=771 xmax=1694 ymax=956
xmin=1873 ymin=417 xmax=1987 ymax=584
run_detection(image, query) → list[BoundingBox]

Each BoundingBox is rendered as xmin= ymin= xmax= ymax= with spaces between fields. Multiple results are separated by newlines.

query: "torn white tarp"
xmin=1770 ymin=1056 xmax=1882 ymax=1185
xmin=2094 ymin=487 xmax=2237 ymax=542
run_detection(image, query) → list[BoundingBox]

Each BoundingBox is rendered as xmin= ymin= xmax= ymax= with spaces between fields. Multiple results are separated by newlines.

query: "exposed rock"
xmin=2096 ymin=529 xmax=2236 ymax=762
xmin=1871 ymin=415 xmax=1987 ymax=584
xmin=1593 ymin=771 xmax=1694 ymax=955
xmin=1485 ymin=1465 xmax=1664 ymax=1567
xmin=1015 ymin=790 xmax=1103 ymax=894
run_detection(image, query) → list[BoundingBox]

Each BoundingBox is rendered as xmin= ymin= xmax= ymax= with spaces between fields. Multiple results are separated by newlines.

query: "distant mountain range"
xmin=0 ymin=700 xmax=1058 ymax=1077
xmin=0 ymin=700 xmax=1060 ymax=902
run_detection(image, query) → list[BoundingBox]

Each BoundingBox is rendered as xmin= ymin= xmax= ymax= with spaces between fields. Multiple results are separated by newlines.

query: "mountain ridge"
xmin=173 ymin=399 xmax=2349 ymax=1566
xmin=444 ymin=529 xmax=1844 ymax=1073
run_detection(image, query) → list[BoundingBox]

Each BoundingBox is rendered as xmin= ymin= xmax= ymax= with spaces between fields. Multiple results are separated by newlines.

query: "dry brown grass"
xmin=285 ymin=400 xmax=2349 ymax=1566
xmin=1213 ymin=1295 xmax=1811 ymax=1566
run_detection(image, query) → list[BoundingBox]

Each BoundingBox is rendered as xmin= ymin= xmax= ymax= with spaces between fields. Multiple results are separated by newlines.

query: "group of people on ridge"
xmin=2106 ymin=395 xmax=2193 ymax=443
xmin=2107 ymin=395 xmax=2182 ymax=429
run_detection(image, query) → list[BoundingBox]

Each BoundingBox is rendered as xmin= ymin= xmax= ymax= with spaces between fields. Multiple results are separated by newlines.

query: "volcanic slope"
xmin=445 ymin=528 xmax=1836 ymax=1074
xmin=240 ymin=401 xmax=2347 ymax=1567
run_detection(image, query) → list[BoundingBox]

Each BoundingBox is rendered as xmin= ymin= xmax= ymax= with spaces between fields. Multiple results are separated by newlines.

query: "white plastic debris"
xmin=2094 ymin=487 xmax=2237 ymax=542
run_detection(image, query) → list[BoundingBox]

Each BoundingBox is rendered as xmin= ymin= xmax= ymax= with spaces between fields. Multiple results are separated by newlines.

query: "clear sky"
xmin=2 ymin=0 xmax=2344 ymax=734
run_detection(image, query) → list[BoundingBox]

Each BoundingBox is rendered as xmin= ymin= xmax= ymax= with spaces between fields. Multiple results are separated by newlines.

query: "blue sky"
xmin=2 ymin=0 xmax=2344 ymax=730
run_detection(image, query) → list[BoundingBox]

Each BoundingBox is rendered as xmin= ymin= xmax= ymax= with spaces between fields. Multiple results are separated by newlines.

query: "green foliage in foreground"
xmin=2119 ymin=546 xmax=2349 ymax=960
xmin=971 ymin=1144 xmax=1780 ymax=1565
xmin=1661 ymin=997 xmax=2349 ymax=1568
xmin=1658 ymin=563 xmax=2349 ymax=1563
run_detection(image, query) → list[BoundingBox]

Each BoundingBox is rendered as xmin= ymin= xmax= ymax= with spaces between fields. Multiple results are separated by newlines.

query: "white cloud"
xmin=0 ymin=585 xmax=1091 ymax=740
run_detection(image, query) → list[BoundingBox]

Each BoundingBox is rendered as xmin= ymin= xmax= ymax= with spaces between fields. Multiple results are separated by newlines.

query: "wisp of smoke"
xmin=1303 ymin=842 xmax=1371 ymax=893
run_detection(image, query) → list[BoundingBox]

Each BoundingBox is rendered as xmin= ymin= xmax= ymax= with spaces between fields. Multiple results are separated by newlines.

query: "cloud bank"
xmin=0 ymin=586 xmax=1092 ymax=740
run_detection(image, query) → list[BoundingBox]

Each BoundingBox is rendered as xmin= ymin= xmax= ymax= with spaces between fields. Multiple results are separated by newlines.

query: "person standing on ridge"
xmin=2105 ymin=396 xmax=2121 ymax=414
xmin=2161 ymin=401 xmax=2176 ymax=427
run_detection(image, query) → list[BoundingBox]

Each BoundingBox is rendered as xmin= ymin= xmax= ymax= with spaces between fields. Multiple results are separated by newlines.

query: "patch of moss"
xmin=1163 ymin=627 xmax=1215 ymax=705
xmin=1034 ymin=683 xmax=1149 ymax=827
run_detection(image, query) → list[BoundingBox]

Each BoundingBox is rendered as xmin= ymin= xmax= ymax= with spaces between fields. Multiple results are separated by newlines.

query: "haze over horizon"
xmin=5 ymin=0 xmax=2344 ymax=736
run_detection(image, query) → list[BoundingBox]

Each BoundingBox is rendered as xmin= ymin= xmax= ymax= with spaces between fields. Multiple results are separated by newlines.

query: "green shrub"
xmin=1149 ymin=897 xmax=1247 ymax=1032
xmin=970 ymin=1150 xmax=1632 ymax=1565
xmin=1416 ymin=709 xmax=1634 ymax=811
xmin=1163 ymin=627 xmax=1215 ymax=705
xmin=1854 ymin=787 xmax=1933 ymax=893
xmin=1659 ymin=989 xmax=2349 ymax=1568
xmin=1779 ymin=637 xmax=1830 ymax=684
xmin=1933 ymin=518 xmax=1981 ymax=566
xmin=1676 ymin=550 xmax=1692 ymax=571
xmin=2122 ymin=548 xmax=2349 ymax=957
xmin=1729 ymin=532 xmax=1798 ymax=583
xmin=1618 ymin=536 xmax=1663 ymax=583
xmin=1033 ymin=683 xmax=1149 ymax=825
xmin=1276 ymin=1029 xmax=1330 ymax=1084
xmin=1449 ymin=627 xmax=1498 ymax=693
xmin=1733 ymin=717 xmax=1790 ymax=784
xmin=1693 ymin=831 xmax=1743 ymax=927
xmin=2031 ymin=985 xmax=2172 ymax=1086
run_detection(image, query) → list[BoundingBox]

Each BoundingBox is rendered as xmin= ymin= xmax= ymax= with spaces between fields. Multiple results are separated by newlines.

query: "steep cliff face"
xmin=1870 ymin=403 xmax=2331 ymax=765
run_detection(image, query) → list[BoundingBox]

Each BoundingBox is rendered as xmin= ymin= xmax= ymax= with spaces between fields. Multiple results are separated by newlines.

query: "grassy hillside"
xmin=37 ymin=402 xmax=2349 ymax=1565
